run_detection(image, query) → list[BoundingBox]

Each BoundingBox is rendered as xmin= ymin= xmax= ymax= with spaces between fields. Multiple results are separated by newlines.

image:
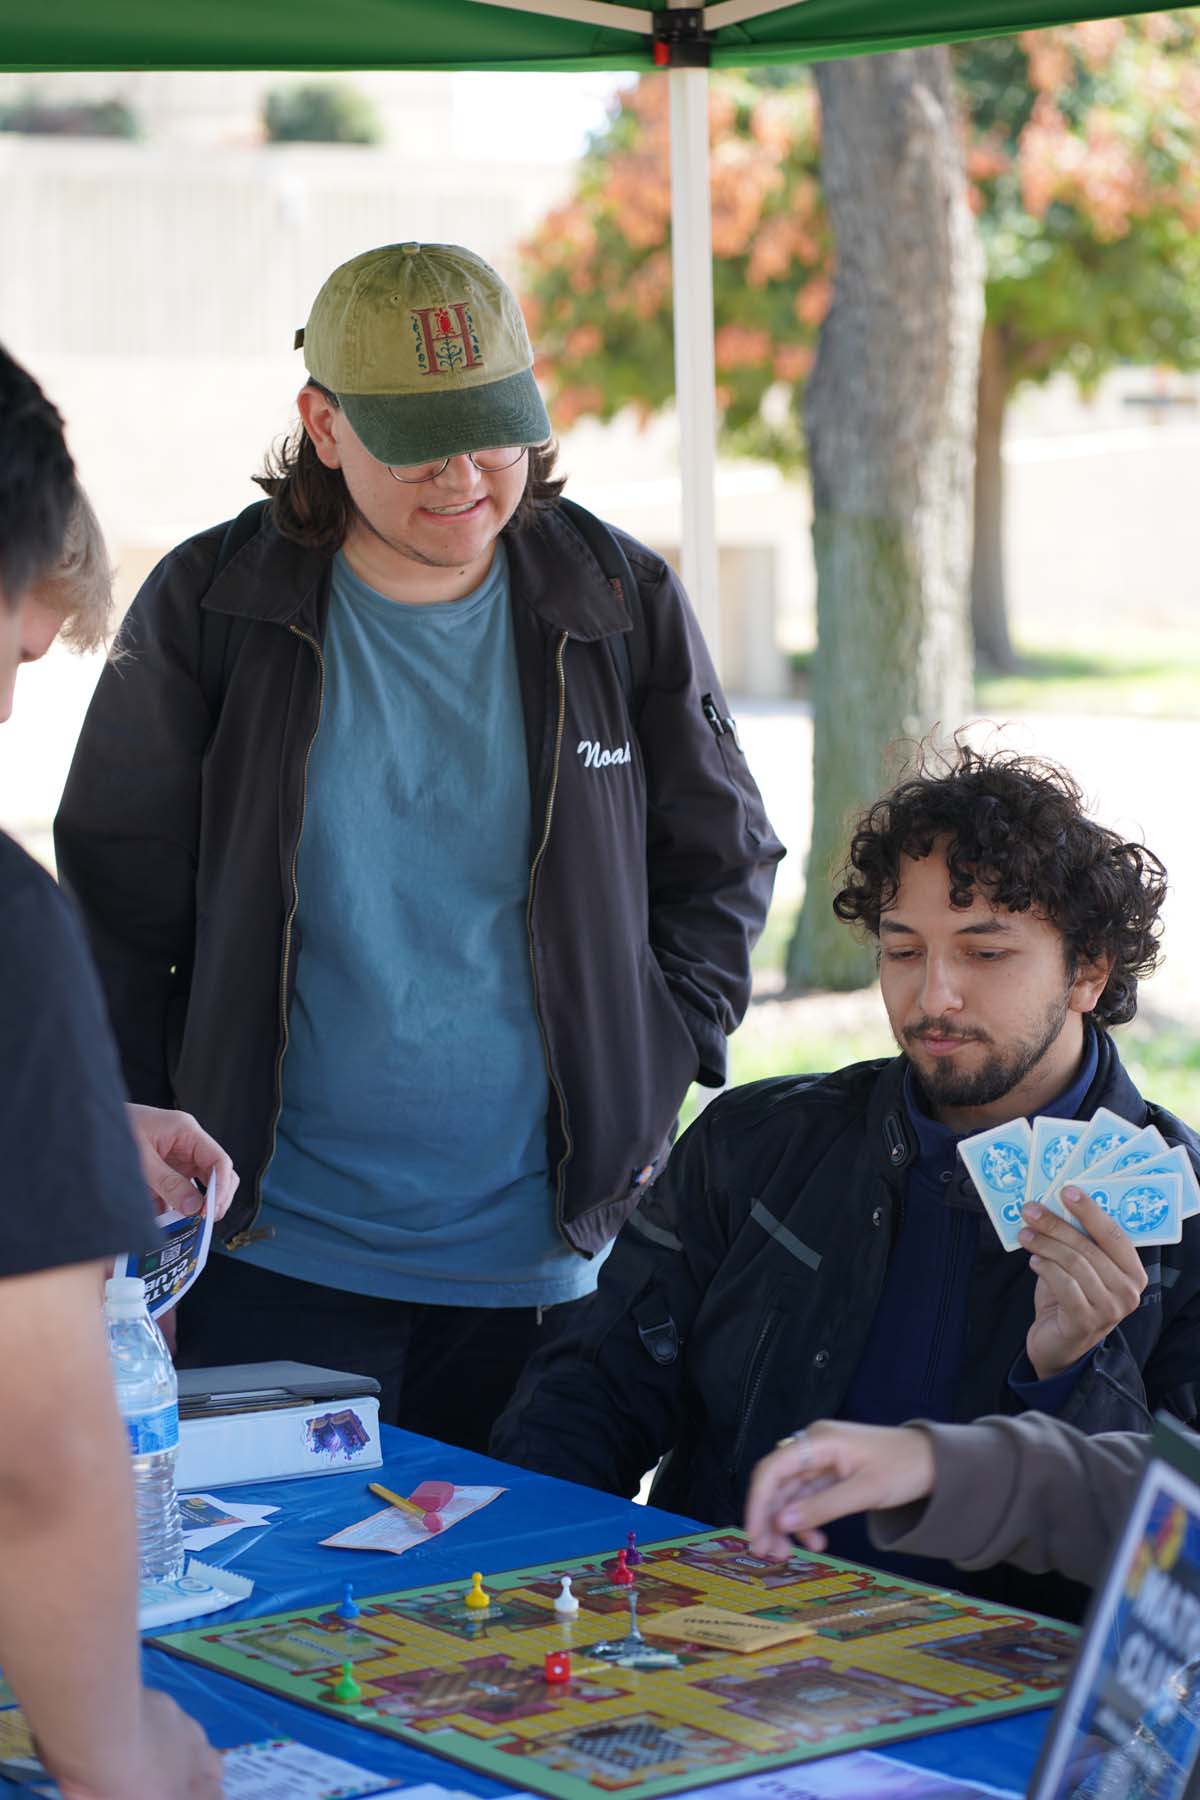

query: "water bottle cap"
xmin=104 ymin=1275 xmax=148 ymax=1317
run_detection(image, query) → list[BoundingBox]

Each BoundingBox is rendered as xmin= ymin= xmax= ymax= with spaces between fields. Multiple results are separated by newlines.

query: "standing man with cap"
xmin=56 ymin=241 xmax=783 ymax=1451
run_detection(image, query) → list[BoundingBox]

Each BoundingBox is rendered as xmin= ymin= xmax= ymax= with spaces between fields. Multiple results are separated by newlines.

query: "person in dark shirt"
xmin=493 ymin=747 xmax=1200 ymax=1621
xmin=0 ymin=342 xmax=225 ymax=1800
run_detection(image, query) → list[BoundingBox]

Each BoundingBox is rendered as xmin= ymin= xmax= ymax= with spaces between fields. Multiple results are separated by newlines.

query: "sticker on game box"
xmin=304 ymin=1408 xmax=372 ymax=1463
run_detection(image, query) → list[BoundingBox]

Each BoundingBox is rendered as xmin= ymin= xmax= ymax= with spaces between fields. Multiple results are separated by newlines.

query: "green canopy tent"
xmin=0 ymin=0 xmax=1171 ymax=72
xmin=1 ymin=0 xmax=1171 ymax=648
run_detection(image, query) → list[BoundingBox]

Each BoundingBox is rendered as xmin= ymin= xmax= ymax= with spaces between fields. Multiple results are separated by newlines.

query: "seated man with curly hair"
xmin=492 ymin=746 xmax=1200 ymax=1622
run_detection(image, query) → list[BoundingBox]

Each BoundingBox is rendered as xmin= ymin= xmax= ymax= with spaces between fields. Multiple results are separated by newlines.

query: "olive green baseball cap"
xmin=295 ymin=241 xmax=550 ymax=468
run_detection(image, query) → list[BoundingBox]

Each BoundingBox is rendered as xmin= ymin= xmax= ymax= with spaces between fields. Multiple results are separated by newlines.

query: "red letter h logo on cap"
xmin=410 ymin=302 xmax=483 ymax=376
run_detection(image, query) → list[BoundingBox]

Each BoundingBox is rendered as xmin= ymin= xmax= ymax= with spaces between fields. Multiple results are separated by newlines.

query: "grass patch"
xmin=1118 ymin=1021 xmax=1200 ymax=1122
xmin=975 ymin=635 xmax=1200 ymax=718
xmin=793 ymin=634 xmax=1200 ymax=718
xmin=750 ymin=902 xmax=795 ymax=976
xmin=684 ymin=1009 xmax=1200 ymax=1133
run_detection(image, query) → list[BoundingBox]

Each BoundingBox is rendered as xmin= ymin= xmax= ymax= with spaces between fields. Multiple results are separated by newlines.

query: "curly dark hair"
xmin=253 ymin=380 xmax=564 ymax=550
xmin=833 ymin=744 xmax=1166 ymax=1028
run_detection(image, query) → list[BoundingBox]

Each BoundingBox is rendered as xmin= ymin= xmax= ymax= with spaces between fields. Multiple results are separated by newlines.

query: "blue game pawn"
xmin=338 ymin=1580 xmax=359 ymax=1621
xmin=625 ymin=1530 xmax=643 ymax=1566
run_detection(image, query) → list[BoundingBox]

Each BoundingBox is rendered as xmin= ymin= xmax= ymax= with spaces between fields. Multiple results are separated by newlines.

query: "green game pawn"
xmin=333 ymin=1659 xmax=363 ymax=1705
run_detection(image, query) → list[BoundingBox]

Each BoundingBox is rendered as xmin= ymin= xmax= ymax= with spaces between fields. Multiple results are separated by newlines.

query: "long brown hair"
xmin=254 ymin=382 xmax=565 ymax=550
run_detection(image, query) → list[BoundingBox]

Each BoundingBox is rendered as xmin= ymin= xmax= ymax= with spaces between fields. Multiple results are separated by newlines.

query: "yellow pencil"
xmin=368 ymin=1481 xmax=426 ymax=1521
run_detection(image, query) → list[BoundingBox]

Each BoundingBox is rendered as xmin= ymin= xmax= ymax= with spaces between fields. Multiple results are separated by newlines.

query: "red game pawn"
xmin=544 ymin=1649 xmax=571 ymax=1683
xmin=612 ymin=1548 xmax=634 ymax=1586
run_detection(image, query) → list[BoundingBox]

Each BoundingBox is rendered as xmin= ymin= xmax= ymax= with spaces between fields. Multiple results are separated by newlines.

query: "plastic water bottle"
xmin=104 ymin=1276 xmax=184 ymax=1581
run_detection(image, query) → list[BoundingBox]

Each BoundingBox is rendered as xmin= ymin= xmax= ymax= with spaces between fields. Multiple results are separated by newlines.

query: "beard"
xmin=900 ymin=986 xmax=1074 ymax=1110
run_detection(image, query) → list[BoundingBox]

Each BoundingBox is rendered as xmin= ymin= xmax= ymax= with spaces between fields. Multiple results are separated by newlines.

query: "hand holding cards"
xmin=961 ymin=1109 xmax=1200 ymax=1252
xmin=959 ymin=1109 xmax=1200 ymax=1379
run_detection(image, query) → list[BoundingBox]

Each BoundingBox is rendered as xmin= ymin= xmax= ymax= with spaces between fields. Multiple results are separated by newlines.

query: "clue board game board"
xmin=154 ymin=1530 xmax=1075 ymax=1800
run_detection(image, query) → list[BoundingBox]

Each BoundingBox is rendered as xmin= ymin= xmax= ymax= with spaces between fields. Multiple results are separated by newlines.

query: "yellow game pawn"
xmin=464 ymin=1570 xmax=491 ymax=1610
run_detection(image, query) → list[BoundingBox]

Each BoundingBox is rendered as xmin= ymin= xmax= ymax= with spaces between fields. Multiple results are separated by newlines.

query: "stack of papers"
xmin=221 ymin=1737 xmax=401 ymax=1797
xmin=222 ymin=1749 xmax=530 ymax=1800
xmin=180 ymin=1492 xmax=278 ymax=1551
xmin=679 ymin=1755 xmax=1019 ymax=1798
xmin=321 ymin=1484 xmax=504 ymax=1555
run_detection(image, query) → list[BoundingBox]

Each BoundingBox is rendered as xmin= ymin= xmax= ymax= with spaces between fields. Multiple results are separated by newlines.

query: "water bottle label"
xmin=124 ymin=1402 xmax=179 ymax=1455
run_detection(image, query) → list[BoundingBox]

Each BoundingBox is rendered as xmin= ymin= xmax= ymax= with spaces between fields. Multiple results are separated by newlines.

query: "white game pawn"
xmin=554 ymin=1575 xmax=579 ymax=1617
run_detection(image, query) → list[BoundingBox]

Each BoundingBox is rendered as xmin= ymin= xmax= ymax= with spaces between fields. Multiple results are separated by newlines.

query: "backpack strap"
xmin=556 ymin=496 xmax=648 ymax=718
xmin=198 ymin=500 xmax=268 ymax=720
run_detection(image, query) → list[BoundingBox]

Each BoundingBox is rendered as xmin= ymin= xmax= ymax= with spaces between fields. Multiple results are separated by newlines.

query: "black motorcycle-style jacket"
xmin=55 ymin=501 xmax=783 ymax=1252
xmin=494 ymin=1037 xmax=1200 ymax=1615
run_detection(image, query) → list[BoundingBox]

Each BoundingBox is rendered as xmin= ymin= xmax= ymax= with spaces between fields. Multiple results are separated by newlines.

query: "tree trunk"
xmin=786 ymin=48 xmax=983 ymax=993
xmin=970 ymin=323 xmax=1018 ymax=671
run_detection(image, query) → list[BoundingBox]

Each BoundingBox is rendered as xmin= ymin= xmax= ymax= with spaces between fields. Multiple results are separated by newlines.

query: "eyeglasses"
xmin=386 ymin=446 xmax=530 ymax=484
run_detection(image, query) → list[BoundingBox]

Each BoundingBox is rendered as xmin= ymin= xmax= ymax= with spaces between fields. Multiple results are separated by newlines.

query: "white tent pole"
xmin=668 ymin=60 xmax=722 ymax=667
xmin=465 ymin=0 xmax=652 ymax=31
xmin=703 ymin=0 xmax=812 ymax=26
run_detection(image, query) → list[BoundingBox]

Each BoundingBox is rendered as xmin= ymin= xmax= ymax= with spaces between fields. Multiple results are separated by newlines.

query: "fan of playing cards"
xmin=959 ymin=1107 xmax=1200 ymax=1253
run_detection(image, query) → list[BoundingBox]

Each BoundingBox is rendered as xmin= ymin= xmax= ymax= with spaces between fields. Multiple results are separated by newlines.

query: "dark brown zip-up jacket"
xmin=54 ymin=503 xmax=783 ymax=1254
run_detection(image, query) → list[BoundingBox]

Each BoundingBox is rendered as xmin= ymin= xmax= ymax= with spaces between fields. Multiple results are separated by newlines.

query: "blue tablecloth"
xmin=4 ymin=1428 xmax=1053 ymax=1795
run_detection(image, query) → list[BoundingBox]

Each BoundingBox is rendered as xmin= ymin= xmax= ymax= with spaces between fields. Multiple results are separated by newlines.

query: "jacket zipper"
xmin=527 ymin=630 xmax=576 ymax=1251
xmin=226 ymin=623 xmax=326 ymax=1251
xmin=921 ymin=1207 xmax=965 ymax=1405
xmin=730 ymin=1310 xmax=783 ymax=1474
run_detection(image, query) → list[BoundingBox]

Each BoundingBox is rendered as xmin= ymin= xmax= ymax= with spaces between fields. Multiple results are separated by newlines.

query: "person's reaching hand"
xmin=745 ymin=1420 xmax=936 ymax=1559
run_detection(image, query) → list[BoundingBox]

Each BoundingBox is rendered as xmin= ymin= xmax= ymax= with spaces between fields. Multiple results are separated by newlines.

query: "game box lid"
xmin=177 ymin=1360 xmax=382 ymax=1419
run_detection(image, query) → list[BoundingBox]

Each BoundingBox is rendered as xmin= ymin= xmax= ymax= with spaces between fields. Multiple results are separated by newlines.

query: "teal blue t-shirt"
xmin=237 ymin=545 xmax=598 ymax=1306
